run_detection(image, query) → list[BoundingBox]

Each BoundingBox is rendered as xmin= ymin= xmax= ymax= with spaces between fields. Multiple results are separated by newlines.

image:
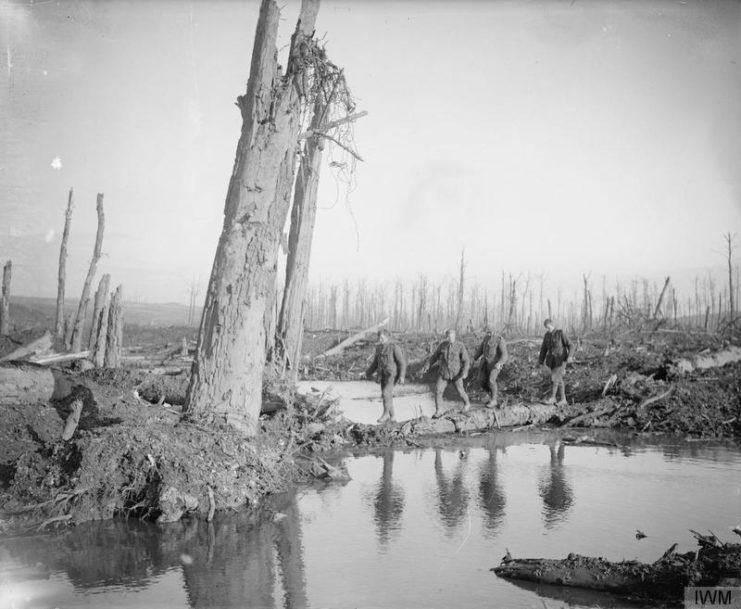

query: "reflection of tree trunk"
xmin=434 ymin=449 xmax=469 ymax=533
xmin=478 ymin=449 xmax=505 ymax=534
xmin=538 ymin=442 xmax=573 ymax=527
xmin=274 ymin=493 xmax=309 ymax=609
xmin=182 ymin=516 xmax=277 ymax=609
xmin=373 ymin=451 xmax=405 ymax=546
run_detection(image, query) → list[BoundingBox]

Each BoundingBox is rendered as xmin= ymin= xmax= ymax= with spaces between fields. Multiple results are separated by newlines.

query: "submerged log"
xmin=492 ymin=532 xmax=741 ymax=602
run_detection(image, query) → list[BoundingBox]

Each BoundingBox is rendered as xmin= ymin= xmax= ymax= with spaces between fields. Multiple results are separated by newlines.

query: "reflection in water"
xmin=477 ymin=448 xmax=506 ymax=536
xmin=434 ymin=449 xmax=470 ymax=534
xmin=3 ymin=437 xmax=740 ymax=609
xmin=538 ymin=441 xmax=574 ymax=528
xmin=506 ymin=577 xmax=651 ymax=609
xmin=372 ymin=452 xmax=405 ymax=547
xmin=3 ymin=491 xmax=308 ymax=609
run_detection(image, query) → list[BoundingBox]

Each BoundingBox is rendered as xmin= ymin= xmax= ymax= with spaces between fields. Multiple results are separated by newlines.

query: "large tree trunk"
xmin=184 ymin=0 xmax=320 ymax=435
xmin=277 ymin=101 xmax=325 ymax=380
xmin=70 ymin=193 xmax=105 ymax=352
xmin=0 ymin=260 xmax=11 ymax=335
xmin=55 ymin=188 xmax=74 ymax=338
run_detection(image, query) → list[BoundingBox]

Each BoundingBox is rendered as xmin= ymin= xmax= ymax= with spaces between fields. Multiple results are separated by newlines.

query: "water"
xmin=1 ymin=431 xmax=740 ymax=609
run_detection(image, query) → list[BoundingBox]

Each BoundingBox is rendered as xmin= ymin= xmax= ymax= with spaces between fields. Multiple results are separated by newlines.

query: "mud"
xmin=0 ymin=320 xmax=739 ymax=534
xmin=0 ymin=366 xmax=351 ymax=534
xmin=302 ymin=330 xmax=741 ymax=439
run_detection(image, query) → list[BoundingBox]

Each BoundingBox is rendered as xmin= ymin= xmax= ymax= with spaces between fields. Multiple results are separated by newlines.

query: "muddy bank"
xmin=0 ymin=326 xmax=739 ymax=534
xmin=302 ymin=329 xmax=741 ymax=439
xmin=0 ymin=367 xmax=352 ymax=533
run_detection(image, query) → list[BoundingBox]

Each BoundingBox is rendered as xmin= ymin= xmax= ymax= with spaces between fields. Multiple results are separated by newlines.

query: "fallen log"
xmin=637 ymin=386 xmax=674 ymax=416
xmin=672 ymin=346 xmax=741 ymax=374
xmin=31 ymin=351 xmax=90 ymax=366
xmin=492 ymin=532 xmax=741 ymax=603
xmin=0 ymin=331 xmax=53 ymax=362
xmin=315 ymin=317 xmax=389 ymax=358
xmin=0 ymin=362 xmax=57 ymax=406
xmin=0 ymin=362 xmax=90 ymax=406
xmin=564 ymin=400 xmax=621 ymax=428
xmin=61 ymin=398 xmax=84 ymax=441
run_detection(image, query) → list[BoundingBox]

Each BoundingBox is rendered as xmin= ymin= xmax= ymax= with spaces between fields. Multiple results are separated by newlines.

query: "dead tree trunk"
xmin=55 ymin=188 xmax=74 ymax=338
xmin=185 ymin=0 xmax=321 ymax=435
xmin=652 ymin=276 xmax=671 ymax=320
xmin=70 ymin=193 xmax=105 ymax=352
xmin=506 ymin=276 xmax=517 ymax=330
xmin=92 ymin=292 xmax=110 ymax=368
xmin=0 ymin=260 xmax=11 ymax=335
xmin=88 ymin=274 xmax=111 ymax=350
xmin=277 ymin=101 xmax=326 ymax=380
xmin=104 ymin=285 xmax=123 ymax=368
xmin=454 ymin=249 xmax=465 ymax=332
xmin=726 ymin=232 xmax=735 ymax=327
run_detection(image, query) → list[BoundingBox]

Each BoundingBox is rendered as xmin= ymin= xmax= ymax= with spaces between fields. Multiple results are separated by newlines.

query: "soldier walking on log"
xmin=538 ymin=318 xmax=572 ymax=406
xmin=423 ymin=328 xmax=471 ymax=418
xmin=474 ymin=327 xmax=509 ymax=408
xmin=365 ymin=329 xmax=407 ymax=423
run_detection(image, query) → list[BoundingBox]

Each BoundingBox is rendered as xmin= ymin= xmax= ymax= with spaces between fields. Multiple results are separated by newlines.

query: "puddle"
xmin=1 ymin=432 xmax=739 ymax=609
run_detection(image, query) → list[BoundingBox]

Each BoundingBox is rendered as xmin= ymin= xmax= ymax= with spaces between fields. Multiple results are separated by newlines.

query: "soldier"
xmin=365 ymin=329 xmax=407 ymax=423
xmin=538 ymin=318 xmax=572 ymax=406
xmin=423 ymin=328 xmax=471 ymax=417
xmin=474 ymin=327 xmax=509 ymax=408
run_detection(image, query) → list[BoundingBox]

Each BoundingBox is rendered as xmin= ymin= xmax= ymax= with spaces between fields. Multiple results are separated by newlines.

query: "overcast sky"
xmin=1 ymin=0 xmax=740 ymax=304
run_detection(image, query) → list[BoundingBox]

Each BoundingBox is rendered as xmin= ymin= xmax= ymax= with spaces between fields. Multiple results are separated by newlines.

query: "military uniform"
xmin=366 ymin=341 xmax=407 ymax=420
xmin=538 ymin=328 xmax=572 ymax=404
xmin=428 ymin=339 xmax=471 ymax=413
xmin=474 ymin=333 xmax=509 ymax=405
xmin=538 ymin=329 xmax=571 ymax=378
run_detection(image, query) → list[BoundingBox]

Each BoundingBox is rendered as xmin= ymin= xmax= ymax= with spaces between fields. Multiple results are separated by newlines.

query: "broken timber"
xmin=492 ymin=532 xmax=741 ymax=603
xmin=316 ymin=317 xmax=390 ymax=358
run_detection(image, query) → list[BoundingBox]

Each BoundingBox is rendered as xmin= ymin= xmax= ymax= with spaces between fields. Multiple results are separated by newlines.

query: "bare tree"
xmin=652 ymin=276 xmax=671 ymax=320
xmin=725 ymin=232 xmax=736 ymax=326
xmin=185 ymin=0 xmax=321 ymax=435
xmin=55 ymin=188 xmax=74 ymax=337
xmin=277 ymin=80 xmax=362 ymax=378
xmin=454 ymin=249 xmax=465 ymax=332
xmin=0 ymin=261 xmax=11 ymax=335
xmin=70 ymin=193 xmax=105 ymax=352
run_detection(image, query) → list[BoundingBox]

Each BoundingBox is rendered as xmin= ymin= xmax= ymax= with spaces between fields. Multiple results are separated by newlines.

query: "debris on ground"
xmin=492 ymin=531 xmax=741 ymax=603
